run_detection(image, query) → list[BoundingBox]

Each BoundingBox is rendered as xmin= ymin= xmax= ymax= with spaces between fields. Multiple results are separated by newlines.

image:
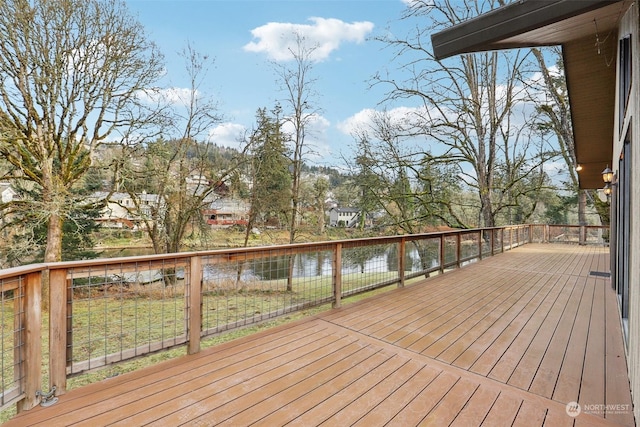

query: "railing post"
xmin=501 ymin=228 xmax=505 ymax=253
xmin=579 ymin=225 xmax=586 ymax=245
xmin=490 ymin=229 xmax=495 ymax=256
xmin=439 ymin=235 xmax=445 ymax=274
xmin=457 ymin=233 xmax=462 ymax=267
xmin=478 ymin=231 xmax=483 ymax=261
xmin=333 ymin=243 xmax=342 ymax=308
xmin=398 ymin=238 xmax=406 ymax=288
xmin=49 ymin=268 xmax=68 ymax=397
xmin=17 ymin=272 xmax=42 ymax=412
xmin=188 ymin=256 xmax=202 ymax=355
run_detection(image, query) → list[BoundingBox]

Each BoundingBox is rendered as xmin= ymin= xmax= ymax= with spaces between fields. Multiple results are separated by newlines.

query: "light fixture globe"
xmin=601 ymin=166 xmax=614 ymax=184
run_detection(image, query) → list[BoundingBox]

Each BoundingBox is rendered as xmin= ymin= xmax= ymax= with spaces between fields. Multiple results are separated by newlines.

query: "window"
xmin=619 ymin=35 xmax=632 ymax=131
xmin=614 ymin=134 xmax=631 ymax=344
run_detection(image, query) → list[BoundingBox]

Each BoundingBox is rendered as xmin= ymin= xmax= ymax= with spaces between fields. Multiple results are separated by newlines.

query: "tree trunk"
xmin=480 ymin=192 xmax=494 ymax=228
xmin=42 ymin=213 xmax=63 ymax=311
xmin=578 ymin=189 xmax=587 ymax=225
xmin=44 ymin=213 xmax=63 ymax=263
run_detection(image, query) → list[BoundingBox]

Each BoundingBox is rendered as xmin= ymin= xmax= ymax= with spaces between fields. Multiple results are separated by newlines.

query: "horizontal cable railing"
xmin=0 ymin=224 xmax=607 ymax=413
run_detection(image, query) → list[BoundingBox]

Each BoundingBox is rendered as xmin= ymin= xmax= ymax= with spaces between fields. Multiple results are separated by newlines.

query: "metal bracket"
xmin=36 ymin=385 xmax=58 ymax=407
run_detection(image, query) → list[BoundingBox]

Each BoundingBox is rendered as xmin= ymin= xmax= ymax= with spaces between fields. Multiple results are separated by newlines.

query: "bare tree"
xmin=310 ymin=176 xmax=329 ymax=235
xmin=270 ymin=33 xmax=323 ymax=292
xmin=351 ymin=110 xmax=468 ymax=232
xmin=118 ymin=44 xmax=248 ymax=254
xmin=530 ymin=47 xmax=608 ymax=226
xmin=272 ymin=33 xmax=322 ymax=243
xmin=0 ymin=0 xmax=164 ymax=263
xmin=373 ymin=0 xmax=556 ymax=227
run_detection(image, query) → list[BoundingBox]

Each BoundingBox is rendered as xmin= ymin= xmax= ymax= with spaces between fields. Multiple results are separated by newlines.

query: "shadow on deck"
xmin=6 ymin=244 xmax=634 ymax=426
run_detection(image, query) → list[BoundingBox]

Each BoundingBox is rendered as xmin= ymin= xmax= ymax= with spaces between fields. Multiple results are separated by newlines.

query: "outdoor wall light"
xmin=576 ymin=164 xmax=583 ymax=171
xmin=602 ymin=166 xmax=614 ymax=184
xmin=601 ymin=166 xmax=615 ymax=199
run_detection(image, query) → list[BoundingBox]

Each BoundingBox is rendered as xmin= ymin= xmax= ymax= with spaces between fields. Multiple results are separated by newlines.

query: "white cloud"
xmin=282 ymin=113 xmax=330 ymax=136
xmin=337 ymin=106 xmax=426 ymax=136
xmin=281 ymin=113 xmax=334 ymax=161
xmin=208 ymin=122 xmax=247 ymax=150
xmin=137 ymin=87 xmax=199 ymax=107
xmin=337 ymin=108 xmax=377 ymax=135
xmin=205 ymin=115 xmax=340 ymax=164
xmin=401 ymin=0 xmax=436 ymax=9
xmin=243 ymin=17 xmax=374 ymax=62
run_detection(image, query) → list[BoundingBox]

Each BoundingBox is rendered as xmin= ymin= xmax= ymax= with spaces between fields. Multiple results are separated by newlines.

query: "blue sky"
xmin=125 ymin=0 xmax=414 ymax=167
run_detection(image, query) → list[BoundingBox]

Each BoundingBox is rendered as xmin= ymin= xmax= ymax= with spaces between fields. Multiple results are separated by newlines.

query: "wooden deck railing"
xmin=0 ymin=224 xmax=607 ymax=413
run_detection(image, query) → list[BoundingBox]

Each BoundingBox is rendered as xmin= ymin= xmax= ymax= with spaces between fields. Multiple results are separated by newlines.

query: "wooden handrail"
xmin=0 ymin=224 xmax=609 ymax=413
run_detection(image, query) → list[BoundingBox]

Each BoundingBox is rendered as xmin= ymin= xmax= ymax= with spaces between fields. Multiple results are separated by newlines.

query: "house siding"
xmin=615 ymin=3 xmax=640 ymax=421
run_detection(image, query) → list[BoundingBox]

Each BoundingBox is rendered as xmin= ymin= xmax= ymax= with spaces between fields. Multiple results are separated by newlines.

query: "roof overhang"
xmin=431 ymin=0 xmax=631 ymax=189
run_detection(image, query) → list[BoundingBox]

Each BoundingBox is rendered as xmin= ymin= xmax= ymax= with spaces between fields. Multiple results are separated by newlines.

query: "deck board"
xmin=350 ymin=364 xmax=441 ymax=427
xmin=528 ymin=275 xmax=583 ymax=398
xmin=479 ymin=392 xmax=523 ymax=426
xmin=506 ymin=274 xmax=579 ymax=391
xmin=512 ymin=400 xmax=549 ymax=427
xmin=605 ymin=275 xmax=634 ymax=425
xmin=5 ymin=244 xmax=634 ymax=427
xmin=553 ymin=276 xmax=596 ymax=404
xmin=448 ymin=383 xmax=499 ymax=426
xmin=415 ymin=271 xmax=534 ymax=356
xmin=580 ymin=278 xmax=607 ymax=410
xmin=468 ymin=272 xmax=562 ymax=377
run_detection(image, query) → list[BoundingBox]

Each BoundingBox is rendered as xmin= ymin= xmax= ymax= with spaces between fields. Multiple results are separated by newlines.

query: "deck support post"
xmin=490 ymin=229 xmax=495 ymax=256
xmin=439 ymin=235 xmax=445 ymax=274
xmin=17 ymin=272 xmax=42 ymax=412
xmin=188 ymin=256 xmax=202 ymax=355
xmin=579 ymin=225 xmax=587 ymax=245
xmin=49 ymin=268 xmax=68 ymax=397
xmin=398 ymin=238 xmax=406 ymax=287
xmin=333 ymin=243 xmax=342 ymax=308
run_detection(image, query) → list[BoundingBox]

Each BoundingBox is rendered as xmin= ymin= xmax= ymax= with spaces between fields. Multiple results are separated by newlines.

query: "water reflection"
xmin=107 ymin=243 xmax=464 ymax=284
xmin=202 ymin=245 xmax=443 ymax=282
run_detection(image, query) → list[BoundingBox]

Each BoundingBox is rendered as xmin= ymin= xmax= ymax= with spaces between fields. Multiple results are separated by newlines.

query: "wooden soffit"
xmin=431 ymin=0 xmax=631 ymax=189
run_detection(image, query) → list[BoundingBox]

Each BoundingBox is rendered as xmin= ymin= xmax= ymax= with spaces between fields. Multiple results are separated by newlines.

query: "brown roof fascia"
xmin=431 ymin=0 xmax=619 ymax=60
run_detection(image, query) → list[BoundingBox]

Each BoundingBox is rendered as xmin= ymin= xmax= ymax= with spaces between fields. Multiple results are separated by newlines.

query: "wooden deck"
xmin=6 ymin=244 xmax=634 ymax=426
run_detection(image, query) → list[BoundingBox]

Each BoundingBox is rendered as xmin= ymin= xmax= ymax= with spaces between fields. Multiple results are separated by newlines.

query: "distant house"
xmin=329 ymin=207 xmax=362 ymax=228
xmin=0 ymin=183 xmax=16 ymax=204
xmin=89 ymin=191 xmax=161 ymax=229
xmin=0 ymin=183 xmax=17 ymax=235
xmin=203 ymin=198 xmax=249 ymax=227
